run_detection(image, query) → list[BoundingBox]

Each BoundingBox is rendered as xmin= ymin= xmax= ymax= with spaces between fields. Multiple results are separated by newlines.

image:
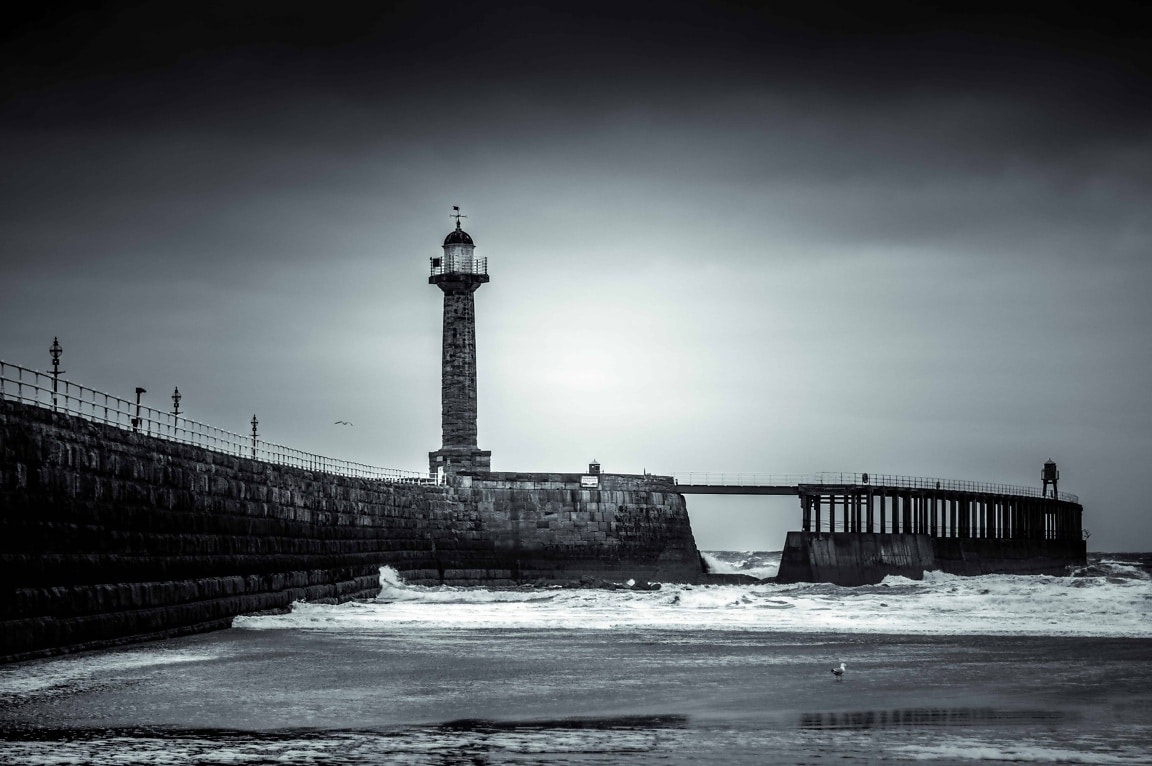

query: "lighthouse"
xmin=429 ymin=207 xmax=491 ymax=480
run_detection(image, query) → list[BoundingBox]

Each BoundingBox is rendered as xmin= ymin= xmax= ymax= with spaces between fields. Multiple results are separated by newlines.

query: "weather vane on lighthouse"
xmin=450 ymin=205 xmax=467 ymax=228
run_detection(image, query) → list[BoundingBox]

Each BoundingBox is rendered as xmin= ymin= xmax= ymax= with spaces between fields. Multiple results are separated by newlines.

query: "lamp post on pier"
xmin=48 ymin=337 xmax=65 ymax=410
xmin=132 ymin=387 xmax=147 ymax=432
xmin=251 ymin=414 xmax=259 ymax=460
xmin=171 ymin=387 xmax=181 ymax=438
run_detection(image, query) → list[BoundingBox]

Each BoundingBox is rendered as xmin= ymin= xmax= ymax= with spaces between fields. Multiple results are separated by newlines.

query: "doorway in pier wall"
xmin=684 ymin=495 xmax=797 ymax=579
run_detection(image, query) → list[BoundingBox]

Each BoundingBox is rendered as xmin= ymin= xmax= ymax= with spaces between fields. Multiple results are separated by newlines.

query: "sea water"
xmin=1 ymin=553 xmax=1150 ymax=764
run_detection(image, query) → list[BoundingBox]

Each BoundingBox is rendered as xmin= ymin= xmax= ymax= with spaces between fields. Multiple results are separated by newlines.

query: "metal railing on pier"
xmin=672 ymin=471 xmax=1078 ymax=504
xmin=0 ymin=360 xmax=430 ymax=483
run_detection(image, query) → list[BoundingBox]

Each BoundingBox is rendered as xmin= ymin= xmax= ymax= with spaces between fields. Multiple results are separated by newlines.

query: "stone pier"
xmin=0 ymin=399 xmax=702 ymax=662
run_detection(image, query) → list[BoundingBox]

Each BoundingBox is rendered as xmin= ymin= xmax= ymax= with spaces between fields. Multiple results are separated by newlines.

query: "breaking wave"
xmin=700 ymin=550 xmax=781 ymax=579
xmin=232 ymin=555 xmax=1152 ymax=638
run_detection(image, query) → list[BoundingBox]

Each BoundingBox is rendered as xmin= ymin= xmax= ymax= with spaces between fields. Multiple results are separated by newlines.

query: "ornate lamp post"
xmin=250 ymin=414 xmax=259 ymax=459
xmin=48 ymin=337 xmax=65 ymax=410
xmin=171 ymin=387 xmax=182 ymax=438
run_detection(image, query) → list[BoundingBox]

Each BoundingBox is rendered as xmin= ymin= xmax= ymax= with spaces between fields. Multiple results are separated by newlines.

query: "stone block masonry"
xmin=776 ymin=532 xmax=938 ymax=586
xmin=776 ymin=531 xmax=1087 ymax=586
xmin=448 ymin=472 xmax=702 ymax=584
xmin=0 ymin=399 xmax=701 ymax=662
xmin=440 ymin=290 xmax=480 ymax=450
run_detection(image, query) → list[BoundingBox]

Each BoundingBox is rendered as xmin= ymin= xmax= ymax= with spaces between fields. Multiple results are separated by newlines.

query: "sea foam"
xmin=231 ymin=557 xmax=1152 ymax=638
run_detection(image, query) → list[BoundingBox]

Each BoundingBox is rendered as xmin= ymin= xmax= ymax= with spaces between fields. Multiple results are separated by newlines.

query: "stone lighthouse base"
xmin=429 ymin=447 xmax=492 ymax=480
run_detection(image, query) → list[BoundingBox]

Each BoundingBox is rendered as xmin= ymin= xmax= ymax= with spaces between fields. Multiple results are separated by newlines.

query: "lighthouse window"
xmin=432 ymin=258 xmax=441 ymax=268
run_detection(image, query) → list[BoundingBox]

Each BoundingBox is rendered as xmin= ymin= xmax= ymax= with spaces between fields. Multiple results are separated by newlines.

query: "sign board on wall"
xmin=580 ymin=475 xmax=600 ymax=488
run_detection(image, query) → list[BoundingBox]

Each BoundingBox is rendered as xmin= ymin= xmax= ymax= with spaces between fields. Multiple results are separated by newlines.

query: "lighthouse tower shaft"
xmin=429 ymin=218 xmax=491 ymax=479
xmin=440 ymin=288 xmax=481 ymax=448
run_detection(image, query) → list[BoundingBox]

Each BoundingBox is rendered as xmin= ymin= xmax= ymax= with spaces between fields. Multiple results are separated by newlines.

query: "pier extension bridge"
xmin=674 ymin=472 xmax=1085 ymax=583
xmin=674 ymin=472 xmax=1081 ymax=541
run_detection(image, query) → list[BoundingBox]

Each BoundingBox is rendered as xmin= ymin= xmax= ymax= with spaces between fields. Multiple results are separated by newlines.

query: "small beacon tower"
xmin=429 ymin=207 xmax=491 ymax=480
xmin=1042 ymin=459 xmax=1060 ymax=498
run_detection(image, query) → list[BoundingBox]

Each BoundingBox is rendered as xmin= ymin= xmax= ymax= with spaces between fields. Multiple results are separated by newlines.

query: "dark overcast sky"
xmin=2 ymin=1 xmax=1149 ymax=550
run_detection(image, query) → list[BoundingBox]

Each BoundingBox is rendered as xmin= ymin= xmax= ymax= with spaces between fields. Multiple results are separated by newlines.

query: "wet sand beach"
xmin=2 ymin=626 xmax=1150 ymax=764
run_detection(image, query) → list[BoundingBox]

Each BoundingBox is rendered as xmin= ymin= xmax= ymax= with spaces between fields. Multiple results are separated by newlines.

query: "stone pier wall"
xmin=777 ymin=531 xmax=1087 ymax=586
xmin=448 ymin=472 xmax=702 ymax=584
xmin=0 ymin=400 xmax=701 ymax=662
xmin=776 ymin=532 xmax=938 ymax=586
xmin=932 ymin=537 xmax=1087 ymax=576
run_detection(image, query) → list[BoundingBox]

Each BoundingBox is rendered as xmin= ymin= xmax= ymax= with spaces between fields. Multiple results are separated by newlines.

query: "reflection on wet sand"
xmin=0 ymin=717 xmax=692 ymax=763
xmin=440 ymin=713 xmax=690 ymax=731
xmin=800 ymin=707 xmax=1068 ymax=729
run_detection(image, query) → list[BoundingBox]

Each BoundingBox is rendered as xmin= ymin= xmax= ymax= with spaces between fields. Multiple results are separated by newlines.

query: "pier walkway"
xmin=672 ymin=472 xmax=1083 ymax=542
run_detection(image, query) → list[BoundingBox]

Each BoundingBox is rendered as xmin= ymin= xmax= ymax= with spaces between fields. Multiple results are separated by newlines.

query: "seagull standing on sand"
xmin=831 ymin=662 xmax=846 ymax=678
